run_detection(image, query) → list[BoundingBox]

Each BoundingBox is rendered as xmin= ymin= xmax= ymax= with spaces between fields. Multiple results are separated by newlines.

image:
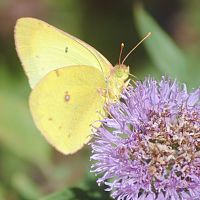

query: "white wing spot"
xmin=64 ymin=91 xmax=70 ymax=102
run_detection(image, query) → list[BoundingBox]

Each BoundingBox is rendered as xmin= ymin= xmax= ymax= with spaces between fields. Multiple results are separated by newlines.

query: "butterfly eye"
xmin=114 ymin=65 xmax=129 ymax=79
xmin=116 ymin=68 xmax=124 ymax=78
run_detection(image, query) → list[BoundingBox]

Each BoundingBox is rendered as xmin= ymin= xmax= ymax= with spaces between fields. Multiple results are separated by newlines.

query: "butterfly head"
xmin=101 ymin=33 xmax=151 ymax=103
xmin=114 ymin=64 xmax=129 ymax=81
xmin=104 ymin=64 xmax=129 ymax=103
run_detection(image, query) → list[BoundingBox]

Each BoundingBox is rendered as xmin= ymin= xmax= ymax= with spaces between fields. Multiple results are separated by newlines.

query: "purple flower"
xmin=90 ymin=77 xmax=200 ymax=200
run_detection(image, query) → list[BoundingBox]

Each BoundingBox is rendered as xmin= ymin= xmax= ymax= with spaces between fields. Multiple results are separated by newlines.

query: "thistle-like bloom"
xmin=91 ymin=77 xmax=200 ymax=200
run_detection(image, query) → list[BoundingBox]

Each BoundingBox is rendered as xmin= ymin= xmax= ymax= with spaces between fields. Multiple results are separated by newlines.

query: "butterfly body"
xmin=15 ymin=18 xmax=129 ymax=154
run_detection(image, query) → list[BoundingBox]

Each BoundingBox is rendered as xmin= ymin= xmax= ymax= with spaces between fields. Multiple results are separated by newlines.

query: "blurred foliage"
xmin=0 ymin=0 xmax=200 ymax=199
xmin=40 ymin=173 xmax=112 ymax=200
xmin=134 ymin=5 xmax=188 ymax=81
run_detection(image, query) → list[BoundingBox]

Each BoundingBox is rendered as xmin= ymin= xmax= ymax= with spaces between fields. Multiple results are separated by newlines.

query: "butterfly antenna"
xmin=118 ymin=43 xmax=125 ymax=65
xmin=122 ymin=32 xmax=151 ymax=65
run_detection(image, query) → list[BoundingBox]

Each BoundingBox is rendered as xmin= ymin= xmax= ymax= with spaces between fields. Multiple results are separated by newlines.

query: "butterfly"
xmin=15 ymin=17 xmax=150 ymax=155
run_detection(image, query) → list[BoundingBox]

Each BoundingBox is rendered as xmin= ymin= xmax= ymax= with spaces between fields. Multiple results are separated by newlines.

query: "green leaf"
xmin=134 ymin=4 xmax=189 ymax=82
xmin=40 ymin=188 xmax=78 ymax=200
xmin=40 ymin=187 xmax=112 ymax=200
xmin=40 ymin=177 xmax=112 ymax=200
xmin=11 ymin=173 xmax=42 ymax=200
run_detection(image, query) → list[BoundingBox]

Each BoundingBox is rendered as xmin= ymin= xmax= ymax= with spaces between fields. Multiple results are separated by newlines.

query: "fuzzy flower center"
xmin=128 ymin=109 xmax=200 ymax=188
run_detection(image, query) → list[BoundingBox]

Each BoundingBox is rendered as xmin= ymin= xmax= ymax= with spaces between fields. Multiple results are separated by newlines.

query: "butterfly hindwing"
xmin=29 ymin=65 xmax=106 ymax=154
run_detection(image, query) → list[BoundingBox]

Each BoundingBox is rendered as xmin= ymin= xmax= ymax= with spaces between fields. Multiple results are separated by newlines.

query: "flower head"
xmin=91 ymin=77 xmax=200 ymax=200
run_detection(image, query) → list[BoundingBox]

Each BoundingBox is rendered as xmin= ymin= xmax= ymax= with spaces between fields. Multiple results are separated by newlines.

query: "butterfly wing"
xmin=29 ymin=66 xmax=106 ymax=154
xmin=15 ymin=17 xmax=112 ymax=88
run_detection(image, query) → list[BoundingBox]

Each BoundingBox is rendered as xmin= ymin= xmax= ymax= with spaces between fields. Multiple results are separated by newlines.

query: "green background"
xmin=0 ymin=0 xmax=199 ymax=199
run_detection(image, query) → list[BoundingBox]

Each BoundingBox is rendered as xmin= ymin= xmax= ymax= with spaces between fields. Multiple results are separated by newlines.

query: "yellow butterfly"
xmin=15 ymin=17 xmax=150 ymax=155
